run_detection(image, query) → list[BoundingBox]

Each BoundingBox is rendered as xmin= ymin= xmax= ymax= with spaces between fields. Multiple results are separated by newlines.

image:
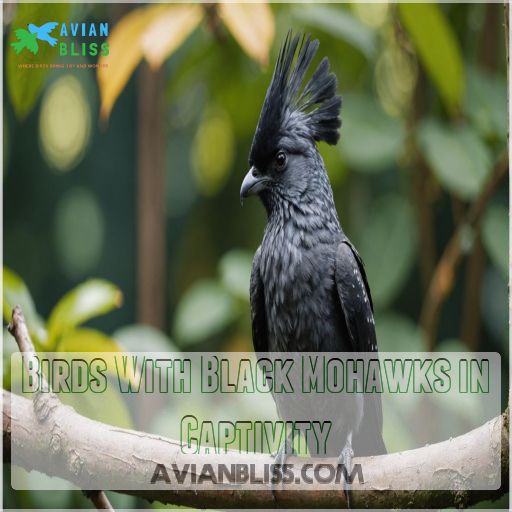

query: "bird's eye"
xmin=275 ymin=151 xmax=287 ymax=171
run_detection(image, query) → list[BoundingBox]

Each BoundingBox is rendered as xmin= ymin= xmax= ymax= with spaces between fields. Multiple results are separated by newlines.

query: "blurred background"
xmin=3 ymin=2 xmax=509 ymax=509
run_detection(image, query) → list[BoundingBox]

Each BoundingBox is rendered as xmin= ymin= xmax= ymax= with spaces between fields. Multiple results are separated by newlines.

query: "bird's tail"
xmin=353 ymin=425 xmax=387 ymax=456
xmin=47 ymin=36 xmax=57 ymax=46
xmin=306 ymin=427 xmax=387 ymax=458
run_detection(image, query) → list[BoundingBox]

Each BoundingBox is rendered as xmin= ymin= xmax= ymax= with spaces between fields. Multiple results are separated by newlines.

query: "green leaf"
xmin=436 ymin=338 xmax=467 ymax=352
xmin=3 ymin=327 xmax=18 ymax=390
xmin=381 ymin=396 xmax=415 ymax=454
xmin=9 ymin=469 xmax=74 ymax=505
xmin=340 ymin=94 xmax=404 ymax=173
xmin=6 ymin=3 xmax=70 ymax=119
xmin=418 ymin=120 xmax=492 ymax=200
xmin=482 ymin=204 xmax=508 ymax=279
xmin=61 ymin=384 xmax=132 ymax=429
xmin=174 ymin=280 xmax=236 ymax=345
xmin=291 ymin=5 xmax=376 ymax=59
xmin=375 ymin=312 xmax=425 ymax=352
xmin=57 ymin=328 xmax=124 ymax=352
xmin=3 ymin=267 xmax=47 ymax=345
xmin=359 ymin=195 xmax=417 ymax=308
xmin=219 ymin=249 xmax=253 ymax=301
xmin=398 ymin=3 xmax=464 ymax=113
xmin=431 ymin=339 xmax=487 ymax=424
xmin=113 ymin=324 xmax=177 ymax=352
xmin=464 ymin=66 xmax=507 ymax=142
xmin=47 ymin=279 xmax=123 ymax=348
xmin=57 ymin=328 xmax=140 ymax=386
xmin=8 ymin=352 xmax=25 ymax=394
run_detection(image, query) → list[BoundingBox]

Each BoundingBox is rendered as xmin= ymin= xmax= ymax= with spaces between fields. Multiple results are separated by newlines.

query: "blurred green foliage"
xmin=6 ymin=3 xmax=70 ymax=119
xmin=418 ymin=119 xmax=492 ymax=199
xmin=398 ymin=3 xmax=464 ymax=113
xmin=3 ymin=2 xmax=509 ymax=509
xmin=3 ymin=268 xmax=123 ymax=351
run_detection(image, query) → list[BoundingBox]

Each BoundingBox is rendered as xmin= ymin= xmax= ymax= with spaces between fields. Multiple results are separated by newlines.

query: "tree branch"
xmin=7 ymin=306 xmax=114 ymax=512
xmin=3 ymin=389 xmax=508 ymax=509
xmin=460 ymin=230 xmax=485 ymax=350
xmin=5 ymin=306 xmax=508 ymax=508
xmin=419 ymin=153 xmax=508 ymax=350
xmin=137 ymin=61 xmax=166 ymax=331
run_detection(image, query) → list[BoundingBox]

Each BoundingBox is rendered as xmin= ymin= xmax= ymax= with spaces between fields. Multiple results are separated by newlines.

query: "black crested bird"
xmin=240 ymin=33 xmax=386 ymax=499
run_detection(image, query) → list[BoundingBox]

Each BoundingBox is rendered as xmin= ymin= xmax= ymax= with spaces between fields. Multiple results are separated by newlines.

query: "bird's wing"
xmin=335 ymin=239 xmax=385 ymax=453
xmin=250 ymin=247 xmax=268 ymax=354
xmin=26 ymin=37 xmax=39 ymax=54
xmin=10 ymin=40 xmax=25 ymax=55
xmin=334 ymin=239 xmax=376 ymax=352
xmin=14 ymin=28 xmax=30 ymax=39
xmin=12 ymin=29 xmax=38 ymax=54
xmin=39 ymin=22 xmax=59 ymax=34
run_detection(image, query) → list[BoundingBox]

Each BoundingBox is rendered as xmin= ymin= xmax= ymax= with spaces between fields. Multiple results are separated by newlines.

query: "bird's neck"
xmin=262 ymin=174 xmax=342 ymax=244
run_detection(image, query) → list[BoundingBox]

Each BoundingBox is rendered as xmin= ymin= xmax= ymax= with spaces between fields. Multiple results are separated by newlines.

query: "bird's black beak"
xmin=240 ymin=167 xmax=269 ymax=205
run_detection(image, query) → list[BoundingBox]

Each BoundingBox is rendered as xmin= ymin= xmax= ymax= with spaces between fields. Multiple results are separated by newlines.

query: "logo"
xmin=11 ymin=22 xmax=58 ymax=55
xmin=10 ymin=22 xmax=109 ymax=58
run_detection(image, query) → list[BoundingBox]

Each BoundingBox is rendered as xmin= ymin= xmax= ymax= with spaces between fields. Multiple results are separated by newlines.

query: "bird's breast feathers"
xmin=258 ymin=233 xmax=343 ymax=351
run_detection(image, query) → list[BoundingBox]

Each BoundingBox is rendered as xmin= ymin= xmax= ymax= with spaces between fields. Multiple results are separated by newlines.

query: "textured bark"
xmin=7 ymin=306 xmax=114 ymax=511
xmin=4 ymin=390 xmax=508 ymax=509
xmin=420 ymin=153 xmax=508 ymax=349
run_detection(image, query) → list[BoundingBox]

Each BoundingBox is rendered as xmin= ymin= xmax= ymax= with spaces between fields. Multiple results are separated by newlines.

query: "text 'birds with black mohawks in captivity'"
xmin=240 ymin=32 xmax=386 ymax=503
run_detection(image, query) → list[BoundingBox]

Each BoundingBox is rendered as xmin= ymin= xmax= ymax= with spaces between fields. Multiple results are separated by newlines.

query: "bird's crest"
xmin=250 ymin=32 xmax=342 ymax=164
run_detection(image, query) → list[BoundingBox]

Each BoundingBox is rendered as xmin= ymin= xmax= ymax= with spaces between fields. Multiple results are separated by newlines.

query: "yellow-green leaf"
xmin=6 ymin=3 xmax=70 ymax=119
xmin=398 ymin=3 xmax=463 ymax=114
xmin=291 ymin=5 xmax=376 ymax=59
xmin=3 ymin=267 xmax=47 ymax=345
xmin=57 ymin=327 xmax=123 ymax=352
xmin=141 ymin=4 xmax=203 ymax=70
xmin=97 ymin=5 xmax=166 ymax=120
xmin=61 ymin=384 xmax=132 ymax=429
xmin=418 ymin=119 xmax=491 ymax=200
xmin=57 ymin=328 xmax=140 ymax=386
xmin=47 ymin=279 xmax=123 ymax=348
xmin=218 ymin=2 xmax=274 ymax=66
xmin=174 ymin=280 xmax=236 ymax=345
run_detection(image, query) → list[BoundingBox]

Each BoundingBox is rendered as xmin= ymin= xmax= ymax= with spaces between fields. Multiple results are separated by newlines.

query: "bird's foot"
xmin=337 ymin=438 xmax=354 ymax=508
xmin=270 ymin=432 xmax=295 ymax=503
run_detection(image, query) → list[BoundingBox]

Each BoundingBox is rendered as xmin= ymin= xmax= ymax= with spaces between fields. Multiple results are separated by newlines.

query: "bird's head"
xmin=240 ymin=32 xmax=341 ymax=210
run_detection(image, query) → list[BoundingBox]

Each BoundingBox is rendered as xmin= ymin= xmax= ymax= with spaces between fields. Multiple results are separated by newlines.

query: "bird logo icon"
xmin=10 ymin=22 xmax=58 ymax=55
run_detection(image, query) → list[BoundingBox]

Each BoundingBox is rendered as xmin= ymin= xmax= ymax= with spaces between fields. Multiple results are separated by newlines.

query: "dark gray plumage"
xmin=240 ymin=32 xmax=386 ymax=466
